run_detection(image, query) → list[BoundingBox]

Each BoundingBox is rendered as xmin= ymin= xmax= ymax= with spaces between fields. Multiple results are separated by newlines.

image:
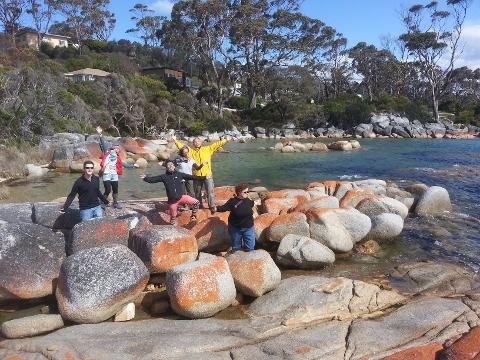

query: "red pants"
xmin=169 ymin=195 xmax=199 ymax=221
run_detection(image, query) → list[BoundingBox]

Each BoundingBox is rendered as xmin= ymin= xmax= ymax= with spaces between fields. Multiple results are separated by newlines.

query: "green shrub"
xmin=225 ymin=96 xmax=249 ymax=110
xmin=188 ymin=121 xmax=206 ymax=136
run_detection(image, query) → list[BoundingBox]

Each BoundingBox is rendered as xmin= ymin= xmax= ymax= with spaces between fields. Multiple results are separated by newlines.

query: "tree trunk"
xmin=249 ymin=90 xmax=257 ymax=109
xmin=217 ymin=85 xmax=223 ymax=118
xmin=431 ymin=83 xmax=440 ymax=123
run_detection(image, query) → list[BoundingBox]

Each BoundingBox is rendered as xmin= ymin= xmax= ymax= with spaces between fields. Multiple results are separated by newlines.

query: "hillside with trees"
xmin=0 ymin=0 xmax=479 ymax=145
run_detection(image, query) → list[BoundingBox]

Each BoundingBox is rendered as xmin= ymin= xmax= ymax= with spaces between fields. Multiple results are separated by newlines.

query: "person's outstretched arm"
xmin=62 ymin=180 xmax=79 ymax=211
xmin=217 ymin=198 xmax=234 ymax=212
xmin=141 ymin=174 xmax=164 ymax=183
xmin=207 ymin=139 xmax=228 ymax=154
xmin=180 ymin=172 xmax=206 ymax=182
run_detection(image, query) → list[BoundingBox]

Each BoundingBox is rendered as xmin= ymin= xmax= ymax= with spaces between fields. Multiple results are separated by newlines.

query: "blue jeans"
xmin=79 ymin=205 xmax=103 ymax=221
xmin=228 ymin=225 xmax=255 ymax=252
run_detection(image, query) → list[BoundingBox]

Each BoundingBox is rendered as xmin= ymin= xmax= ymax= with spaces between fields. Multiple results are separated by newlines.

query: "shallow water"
xmin=3 ymin=138 xmax=480 ymax=275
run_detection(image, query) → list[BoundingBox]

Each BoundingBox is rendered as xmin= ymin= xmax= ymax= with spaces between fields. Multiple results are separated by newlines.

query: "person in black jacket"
xmin=61 ymin=160 xmax=109 ymax=221
xmin=216 ymin=183 xmax=255 ymax=252
xmin=140 ymin=160 xmax=206 ymax=225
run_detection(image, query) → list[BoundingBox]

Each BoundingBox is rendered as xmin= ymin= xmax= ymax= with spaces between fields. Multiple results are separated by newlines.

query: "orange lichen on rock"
xmin=262 ymin=197 xmax=297 ymax=214
xmin=306 ymin=182 xmax=324 ymax=189
xmin=173 ymin=258 xmax=226 ymax=309
xmin=254 ymin=213 xmax=279 ymax=244
xmin=384 ymin=343 xmax=444 ymax=360
xmin=152 ymin=235 xmax=198 ymax=273
xmin=227 ymin=257 xmax=264 ymax=292
xmin=339 ymin=188 xmax=374 ymax=208
xmin=94 ymin=221 xmax=129 ymax=246
xmin=440 ymin=326 xmax=480 ymax=359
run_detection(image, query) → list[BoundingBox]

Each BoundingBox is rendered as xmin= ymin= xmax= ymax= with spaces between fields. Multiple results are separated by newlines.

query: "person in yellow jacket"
xmin=172 ymin=135 xmax=231 ymax=213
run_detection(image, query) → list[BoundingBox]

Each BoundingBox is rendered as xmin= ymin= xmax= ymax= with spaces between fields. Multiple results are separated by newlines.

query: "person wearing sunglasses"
xmin=215 ymin=183 xmax=255 ymax=253
xmin=61 ymin=160 xmax=109 ymax=221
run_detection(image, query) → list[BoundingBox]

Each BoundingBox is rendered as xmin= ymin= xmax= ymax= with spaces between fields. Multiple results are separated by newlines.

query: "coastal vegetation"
xmin=0 ymin=0 xmax=478 ymax=147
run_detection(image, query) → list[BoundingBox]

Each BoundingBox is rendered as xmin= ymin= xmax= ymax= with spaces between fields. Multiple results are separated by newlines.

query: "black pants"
xmin=103 ymin=180 xmax=119 ymax=197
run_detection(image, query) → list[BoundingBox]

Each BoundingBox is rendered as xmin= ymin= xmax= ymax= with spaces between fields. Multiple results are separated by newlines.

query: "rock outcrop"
xmin=0 ymin=222 xmax=65 ymax=302
xmin=226 ymin=250 xmax=281 ymax=297
xmin=56 ymin=244 xmax=149 ymax=323
xmin=166 ymin=256 xmax=236 ymax=318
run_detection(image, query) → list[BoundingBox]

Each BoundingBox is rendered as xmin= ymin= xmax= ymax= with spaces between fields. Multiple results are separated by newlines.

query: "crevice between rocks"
xmin=343 ymin=320 xmax=353 ymax=360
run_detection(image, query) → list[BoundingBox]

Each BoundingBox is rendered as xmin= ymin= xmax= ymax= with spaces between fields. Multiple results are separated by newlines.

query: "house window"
xmin=59 ymin=40 xmax=66 ymax=46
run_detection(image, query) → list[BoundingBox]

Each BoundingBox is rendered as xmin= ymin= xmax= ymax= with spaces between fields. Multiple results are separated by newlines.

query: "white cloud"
xmin=150 ymin=0 xmax=174 ymax=15
xmin=456 ymin=23 xmax=480 ymax=69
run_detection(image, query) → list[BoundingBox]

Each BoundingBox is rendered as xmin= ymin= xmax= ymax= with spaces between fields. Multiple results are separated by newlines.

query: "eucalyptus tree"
xmin=127 ymin=3 xmax=165 ymax=46
xmin=399 ymin=0 xmax=472 ymax=122
xmin=26 ymin=0 xmax=55 ymax=46
xmin=0 ymin=0 xmax=27 ymax=48
xmin=300 ymin=19 xmax=351 ymax=100
xmin=348 ymin=42 xmax=400 ymax=101
xmin=49 ymin=0 xmax=115 ymax=53
xmin=161 ymin=0 xmax=235 ymax=117
xmin=228 ymin=0 xmax=336 ymax=109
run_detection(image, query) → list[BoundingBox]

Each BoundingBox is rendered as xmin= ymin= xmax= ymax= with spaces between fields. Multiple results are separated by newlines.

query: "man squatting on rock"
xmin=216 ymin=183 xmax=255 ymax=252
xmin=173 ymin=135 xmax=231 ymax=214
xmin=61 ymin=160 xmax=109 ymax=221
xmin=140 ymin=160 xmax=206 ymax=225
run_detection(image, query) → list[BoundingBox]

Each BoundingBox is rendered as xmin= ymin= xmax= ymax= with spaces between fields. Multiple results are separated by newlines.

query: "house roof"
xmin=65 ymin=68 xmax=111 ymax=77
xmin=16 ymin=28 xmax=71 ymax=39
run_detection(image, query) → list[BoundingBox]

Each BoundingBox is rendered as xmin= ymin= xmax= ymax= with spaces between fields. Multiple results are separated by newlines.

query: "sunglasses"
xmin=84 ymin=166 xmax=94 ymax=170
xmin=241 ymin=190 xmax=249 ymax=194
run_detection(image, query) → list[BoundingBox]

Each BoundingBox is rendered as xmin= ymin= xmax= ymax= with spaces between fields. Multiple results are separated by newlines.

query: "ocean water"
xmin=4 ymin=138 xmax=480 ymax=273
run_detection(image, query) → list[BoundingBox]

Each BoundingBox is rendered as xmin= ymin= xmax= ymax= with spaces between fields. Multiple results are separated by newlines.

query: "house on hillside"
xmin=142 ymin=66 xmax=201 ymax=90
xmin=64 ymin=68 xmax=111 ymax=82
xmin=16 ymin=28 xmax=72 ymax=49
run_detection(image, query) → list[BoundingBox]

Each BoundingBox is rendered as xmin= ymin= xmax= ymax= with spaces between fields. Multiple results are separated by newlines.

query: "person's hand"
xmin=139 ymin=174 xmax=146 ymax=179
xmin=133 ymin=163 xmax=139 ymax=168
xmin=225 ymin=135 xmax=233 ymax=141
xmin=96 ymin=126 xmax=103 ymax=134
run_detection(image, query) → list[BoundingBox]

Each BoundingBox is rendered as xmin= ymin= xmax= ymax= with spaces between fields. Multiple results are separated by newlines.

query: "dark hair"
xmin=83 ymin=160 xmax=94 ymax=168
xmin=235 ymin=182 xmax=249 ymax=195
xmin=179 ymin=146 xmax=189 ymax=157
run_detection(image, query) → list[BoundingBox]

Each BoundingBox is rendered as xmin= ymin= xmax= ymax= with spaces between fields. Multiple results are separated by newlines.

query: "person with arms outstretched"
xmin=140 ymin=160 xmax=206 ymax=225
xmin=172 ymin=135 xmax=231 ymax=214
xmin=61 ymin=160 xmax=109 ymax=221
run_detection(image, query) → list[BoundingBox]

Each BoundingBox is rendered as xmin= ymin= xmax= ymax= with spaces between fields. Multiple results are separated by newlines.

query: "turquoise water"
xmin=4 ymin=138 xmax=480 ymax=271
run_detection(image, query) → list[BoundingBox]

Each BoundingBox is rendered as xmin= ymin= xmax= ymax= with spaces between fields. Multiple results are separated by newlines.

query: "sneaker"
xmin=113 ymin=202 xmax=122 ymax=209
xmin=190 ymin=215 xmax=197 ymax=222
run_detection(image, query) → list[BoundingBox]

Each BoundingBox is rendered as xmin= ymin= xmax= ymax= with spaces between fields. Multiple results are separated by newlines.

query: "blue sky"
xmin=107 ymin=0 xmax=480 ymax=68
